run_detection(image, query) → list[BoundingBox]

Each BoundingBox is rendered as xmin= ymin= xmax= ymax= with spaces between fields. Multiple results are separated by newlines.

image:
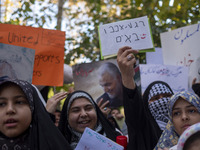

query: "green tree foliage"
xmin=62 ymin=0 xmax=200 ymax=64
xmin=1 ymin=0 xmax=200 ymax=64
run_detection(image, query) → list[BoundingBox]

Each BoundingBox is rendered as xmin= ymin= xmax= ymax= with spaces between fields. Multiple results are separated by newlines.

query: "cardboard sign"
xmin=0 ymin=23 xmax=65 ymax=86
xmin=0 ymin=43 xmax=35 ymax=83
xmin=75 ymin=127 xmax=124 ymax=150
xmin=140 ymin=64 xmax=189 ymax=94
xmin=98 ymin=16 xmax=154 ymax=59
xmin=161 ymin=23 xmax=200 ymax=88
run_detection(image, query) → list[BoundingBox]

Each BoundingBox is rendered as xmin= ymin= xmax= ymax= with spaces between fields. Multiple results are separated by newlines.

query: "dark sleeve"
xmin=123 ymin=86 xmax=145 ymax=130
xmin=123 ymin=85 xmax=160 ymax=150
xmin=48 ymin=113 xmax=55 ymax=123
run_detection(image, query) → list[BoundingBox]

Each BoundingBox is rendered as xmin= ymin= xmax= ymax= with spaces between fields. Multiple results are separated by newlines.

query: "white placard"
xmin=75 ymin=127 xmax=124 ymax=150
xmin=146 ymin=47 xmax=163 ymax=64
xmin=161 ymin=23 xmax=200 ymax=87
xmin=99 ymin=16 xmax=154 ymax=58
xmin=169 ymin=145 xmax=177 ymax=150
xmin=140 ymin=64 xmax=189 ymax=94
xmin=0 ymin=43 xmax=35 ymax=83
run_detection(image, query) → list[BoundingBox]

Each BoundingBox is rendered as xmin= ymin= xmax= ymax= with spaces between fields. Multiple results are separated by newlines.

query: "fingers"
xmin=118 ymin=46 xmax=132 ymax=56
xmin=118 ymin=46 xmax=138 ymax=58
xmin=104 ymin=107 xmax=111 ymax=115
xmin=50 ymin=91 xmax=68 ymax=102
xmin=100 ymin=100 xmax=109 ymax=109
xmin=118 ymin=46 xmax=138 ymax=56
xmin=46 ymin=91 xmax=68 ymax=114
xmin=97 ymin=98 xmax=103 ymax=107
xmin=97 ymin=99 xmax=111 ymax=117
xmin=117 ymin=46 xmax=138 ymax=67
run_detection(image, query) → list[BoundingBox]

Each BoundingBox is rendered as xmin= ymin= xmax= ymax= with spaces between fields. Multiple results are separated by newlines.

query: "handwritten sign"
xmin=0 ymin=43 xmax=35 ymax=83
xmin=75 ymin=127 xmax=124 ymax=150
xmin=0 ymin=23 xmax=65 ymax=86
xmin=140 ymin=64 xmax=188 ymax=94
xmin=98 ymin=16 xmax=154 ymax=59
xmin=160 ymin=23 xmax=200 ymax=88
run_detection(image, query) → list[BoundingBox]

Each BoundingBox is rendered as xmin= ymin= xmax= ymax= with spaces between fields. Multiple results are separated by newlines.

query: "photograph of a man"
xmin=96 ymin=62 xmax=123 ymax=108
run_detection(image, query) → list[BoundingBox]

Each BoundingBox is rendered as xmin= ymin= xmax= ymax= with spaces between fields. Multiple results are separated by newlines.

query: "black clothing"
xmin=58 ymin=90 xmax=121 ymax=149
xmin=0 ymin=79 xmax=71 ymax=150
xmin=192 ymin=83 xmax=200 ymax=97
xmin=143 ymin=81 xmax=174 ymax=131
xmin=123 ymin=86 xmax=162 ymax=150
xmin=96 ymin=93 xmax=123 ymax=108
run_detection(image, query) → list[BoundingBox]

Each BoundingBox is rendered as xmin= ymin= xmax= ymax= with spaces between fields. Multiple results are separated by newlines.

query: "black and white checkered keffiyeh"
xmin=148 ymin=83 xmax=173 ymax=130
xmin=148 ymin=83 xmax=173 ymax=101
xmin=149 ymin=97 xmax=170 ymax=130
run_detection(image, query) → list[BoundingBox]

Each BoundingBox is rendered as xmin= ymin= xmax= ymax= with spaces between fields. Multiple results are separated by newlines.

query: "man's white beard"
xmin=107 ymin=83 xmax=122 ymax=99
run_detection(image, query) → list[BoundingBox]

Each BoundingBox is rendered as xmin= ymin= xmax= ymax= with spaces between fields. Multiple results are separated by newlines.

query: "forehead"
xmin=100 ymin=72 xmax=116 ymax=82
xmin=70 ymin=97 xmax=92 ymax=107
xmin=0 ymin=82 xmax=23 ymax=94
xmin=173 ymin=98 xmax=193 ymax=108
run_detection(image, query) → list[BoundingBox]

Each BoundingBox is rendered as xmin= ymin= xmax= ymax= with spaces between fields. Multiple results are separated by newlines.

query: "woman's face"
xmin=68 ymin=97 xmax=97 ymax=133
xmin=172 ymin=98 xmax=200 ymax=135
xmin=0 ymin=84 xmax=32 ymax=138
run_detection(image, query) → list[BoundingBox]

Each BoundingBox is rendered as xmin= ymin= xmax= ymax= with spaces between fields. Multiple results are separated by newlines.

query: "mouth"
xmin=4 ymin=119 xmax=18 ymax=128
xmin=182 ymin=124 xmax=190 ymax=130
xmin=78 ymin=120 xmax=91 ymax=126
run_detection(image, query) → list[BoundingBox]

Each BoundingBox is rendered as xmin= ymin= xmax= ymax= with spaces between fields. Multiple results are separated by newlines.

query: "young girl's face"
xmin=0 ymin=84 xmax=32 ymax=138
xmin=172 ymin=98 xmax=200 ymax=136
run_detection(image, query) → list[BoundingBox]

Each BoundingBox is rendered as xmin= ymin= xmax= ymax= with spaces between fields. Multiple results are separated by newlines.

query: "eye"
xmin=0 ymin=102 xmax=6 ymax=107
xmin=172 ymin=111 xmax=180 ymax=117
xmin=71 ymin=108 xmax=80 ymax=113
xmin=16 ymin=99 xmax=28 ymax=105
xmin=85 ymin=105 xmax=93 ymax=111
xmin=188 ymin=109 xmax=197 ymax=113
xmin=150 ymin=96 xmax=160 ymax=101
xmin=16 ymin=101 xmax=23 ymax=104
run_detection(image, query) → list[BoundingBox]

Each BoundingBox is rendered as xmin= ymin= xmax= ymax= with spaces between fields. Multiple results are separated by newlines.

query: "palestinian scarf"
xmin=148 ymin=83 xmax=173 ymax=101
xmin=149 ymin=97 xmax=169 ymax=130
xmin=58 ymin=90 xmax=120 ymax=149
xmin=0 ymin=79 xmax=71 ymax=150
xmin=154 ymin=91 xmax=200 ymax=149
xmin=148 ymin=83 xmax=173 ymax=130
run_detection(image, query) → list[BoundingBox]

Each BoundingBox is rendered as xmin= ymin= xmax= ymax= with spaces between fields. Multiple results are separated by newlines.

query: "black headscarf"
xmin=0 ymin=79 xmax=72 ymax=150
xmin=143 ymin=81 xmax=174 ymax=134
xmin=58 ymin=90 xmax=120 ymax=149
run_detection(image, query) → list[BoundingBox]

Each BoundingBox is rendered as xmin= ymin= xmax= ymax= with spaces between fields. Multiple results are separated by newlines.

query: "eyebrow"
xmin=70 ymin=104 xmax=93 ymax=109
xmin=173 ymin=104 xmax=195 ymax=110
xmin=0 ymin=95 xmax=26 ymax=100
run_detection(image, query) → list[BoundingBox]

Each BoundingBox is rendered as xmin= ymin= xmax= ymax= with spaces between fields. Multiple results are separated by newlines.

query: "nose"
xmin=181 ymin=112 xmax=189 ymax=121
xmin=6 ymin=102 xmax=16 ymax=115
xmin=80 ymin=109 xmax=87 ymax=118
